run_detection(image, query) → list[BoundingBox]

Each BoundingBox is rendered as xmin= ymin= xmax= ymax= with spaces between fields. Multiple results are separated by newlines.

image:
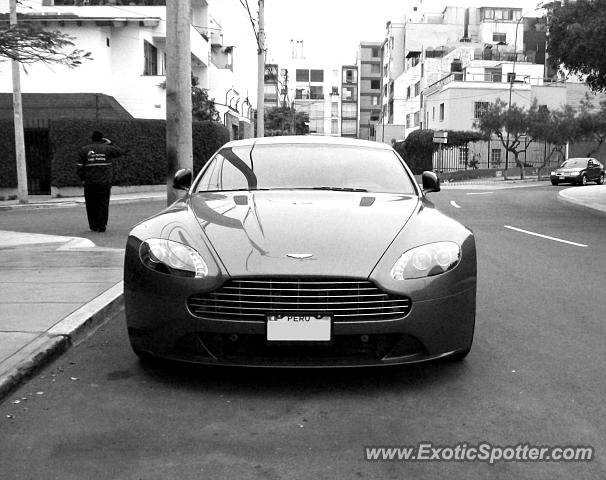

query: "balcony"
xmin=425 ymin=71 xmax=533 ymax=96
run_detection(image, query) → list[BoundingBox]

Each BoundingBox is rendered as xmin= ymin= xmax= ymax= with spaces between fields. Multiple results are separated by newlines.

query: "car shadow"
xmin=132 ymin=356 xmax=472 ymax=397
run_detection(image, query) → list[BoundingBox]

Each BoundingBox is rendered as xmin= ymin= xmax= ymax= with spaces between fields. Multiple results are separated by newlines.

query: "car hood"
xmin=190 ymin=191 xmax=419 ymax=277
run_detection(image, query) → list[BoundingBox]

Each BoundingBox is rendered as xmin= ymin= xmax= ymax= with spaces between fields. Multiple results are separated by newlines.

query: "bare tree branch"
xmin=0 ymin=24 xmax=92 ymax=67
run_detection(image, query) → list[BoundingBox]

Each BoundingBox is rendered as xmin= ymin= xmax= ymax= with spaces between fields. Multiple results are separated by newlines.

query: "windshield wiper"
xmin=311 ymin=186 xmax=368 ymax=192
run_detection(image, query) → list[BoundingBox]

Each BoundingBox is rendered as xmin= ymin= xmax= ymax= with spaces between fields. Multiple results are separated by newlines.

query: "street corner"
xmin=557 ymin=185 xmax=606 ymax=214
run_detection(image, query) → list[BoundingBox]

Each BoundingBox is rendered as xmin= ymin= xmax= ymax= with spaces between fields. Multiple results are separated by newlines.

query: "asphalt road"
xmin=0 ymin=186 xmax=604 ymax=479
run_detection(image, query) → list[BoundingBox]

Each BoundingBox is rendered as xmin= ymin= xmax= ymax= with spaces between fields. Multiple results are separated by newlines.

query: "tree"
xmin=546 ymin=0 xmax=606 ymax=92
xmin=474 ymin=99 xmax=541 ymax=180
xmin=191 ymin=75 xmax=220 ymax=122
xmin=576 ymin=93 xmax=606 ymax=156
xmin=264 ymin=106 xmax=309 ymax=136
xmin=159 ymin=74 xmax=220 ymax=122
xmin=529 ymin=105 xmax=579 ymax=180
xmin=0 ymin=24 xmax=91 ymax=67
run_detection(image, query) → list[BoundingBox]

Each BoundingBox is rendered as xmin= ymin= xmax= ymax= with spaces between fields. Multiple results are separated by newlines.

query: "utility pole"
xmin=166 ymin=0 xmax=193 ymax=205
xmin=10 ymin=0 xmax=28 ymax=204
xmin=256 ymin=0 xmax=265 ymax=137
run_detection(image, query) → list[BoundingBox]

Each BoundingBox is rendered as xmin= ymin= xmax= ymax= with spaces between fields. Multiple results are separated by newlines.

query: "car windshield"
xmin=194 ymin=143 xmax=417 ymax=195
xmin=559 ymin=158 xmax=587 ymax=168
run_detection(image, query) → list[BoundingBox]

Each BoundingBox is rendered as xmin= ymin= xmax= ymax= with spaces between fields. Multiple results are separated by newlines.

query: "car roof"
xmin=222 ymin=135 xmax=394 ymax=150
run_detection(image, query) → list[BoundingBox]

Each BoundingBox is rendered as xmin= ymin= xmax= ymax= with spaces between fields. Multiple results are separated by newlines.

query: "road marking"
xmin=466 ymin=192 xmax=494 ymax=195
xmin=451 ymin=201 xmax=461 ymax=209
xmin=504 ymin=225 xmax=588 ymax=248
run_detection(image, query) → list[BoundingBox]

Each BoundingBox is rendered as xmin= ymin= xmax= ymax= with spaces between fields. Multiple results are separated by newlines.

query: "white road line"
xmin=451 ymin=201 xmax=461 ymax=209
xmin=504 ymin=225 xmax=588 ymax=248
xmin=467 ymin=192 xmax=494 ymax=195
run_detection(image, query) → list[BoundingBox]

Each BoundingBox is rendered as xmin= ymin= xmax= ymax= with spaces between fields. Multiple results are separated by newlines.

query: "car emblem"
xmin=286 ymin=253 xmax=313 ymax=259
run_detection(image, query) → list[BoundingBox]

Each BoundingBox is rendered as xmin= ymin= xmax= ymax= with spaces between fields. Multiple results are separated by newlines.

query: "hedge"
xmin=50 ymin=119 xmax=230 ymax=187
xmin=0 ymin=120 xmax=17 ymax=188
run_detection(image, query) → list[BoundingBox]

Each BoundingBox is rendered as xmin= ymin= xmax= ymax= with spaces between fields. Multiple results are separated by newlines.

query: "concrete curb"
xmin=0 ymin=282 xmax=124 ymax=401
xmin=558 ymin=188 xmax=606 ymax=214
xmin=0 ymin=194 xmax=164 ymax=211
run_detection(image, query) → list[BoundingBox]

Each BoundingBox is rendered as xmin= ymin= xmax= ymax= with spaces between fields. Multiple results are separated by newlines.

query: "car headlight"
xmin=390 ymin=242 xmax=460 ymax=280
xmin=550 ymin=171 xmax=556 ymax=176
xmin=139 ymin=238 xmax=208 ymax=278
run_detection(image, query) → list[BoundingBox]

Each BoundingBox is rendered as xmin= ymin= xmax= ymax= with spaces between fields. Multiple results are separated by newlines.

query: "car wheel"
xmin=597 ymin=173 xmax=604 ymax=185
xmin=551 ymin=180 xmax=558 ymax=186
xmin=580 ymin=174 xmax=587 ymax=186
xmin=448 ymin=346 xmax=471 ymax=361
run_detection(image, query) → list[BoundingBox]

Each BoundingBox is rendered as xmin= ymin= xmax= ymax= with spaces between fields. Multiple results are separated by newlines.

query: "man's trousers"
xmin=84 ymin=184 xmax=111 ymax=231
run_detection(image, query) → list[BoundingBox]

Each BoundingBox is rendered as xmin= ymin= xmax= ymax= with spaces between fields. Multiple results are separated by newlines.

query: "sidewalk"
xmin=0 ymin=183 xmax=604 ymax=402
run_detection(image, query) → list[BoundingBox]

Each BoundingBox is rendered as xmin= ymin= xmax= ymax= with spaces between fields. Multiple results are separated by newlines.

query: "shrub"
xmin=0 ymin=120 xmax=17 ymax=188
xmin=50 ymin=119 xmax=229 ymax=187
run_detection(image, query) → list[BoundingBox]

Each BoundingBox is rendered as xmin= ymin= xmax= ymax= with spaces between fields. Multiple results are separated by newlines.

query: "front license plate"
xmin=266 ymin=315 xmax=332 ymax=341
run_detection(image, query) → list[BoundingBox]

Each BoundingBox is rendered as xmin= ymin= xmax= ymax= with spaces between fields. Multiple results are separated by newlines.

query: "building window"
xmin=295 ymin=88 xmax=308 ymax=100
xmin=296 ymin=69 xmax=309 ymax=82
xmin=432 ymin=106 xmax=435 ymax=120
xmin=143 ymin=40 xmax=158 ymax=76
xmin=493 ymin=32 xmax=507 ymax=43
xmin=406 ymin=86 xmax=411 ymax=99
xmin=343 ymin=69 xmax=357 ymax=83
xmin=341 ymin=120 xmax=357 ymax=135
xmin=439 ymin=103 xmax=445 ymax=121
xmin=331 ymin=119 xmax=339 ymax=134
xmin=331 ymin=103 xmax=338 ymax=117
xmin=370 ymin=63 xmax=380 ymax=74
xmin=413 ymin=111 xmax=420 ymax=126
xmin=310 ymin=69 xmax=324 ymax=82
xmin=371 ymin=95 xmax=379 ymax=106
xmin=414 ymin=81 xmax=420 ymax=96
xmin=370 ymin=113 xmax=380 ymax=121
xmin=491 ymin=149 xmax=502 ymax=166
xmin=341 ymin=103 xmax=357 ymax=118
xmin=371 ymin=47 xmax=380 ymax=57
xmin=331 ymin=86 xmax=339 ymax=95
xmin=309 ymin=86 xmax=324 ymax=99
xmin=474 ymin=101 xmax=489 ymax=118
xmin=342 ymin=86 xmax=355 ymax=100
xmin=406 ymin=114 xmax=411 ymax=128
xmin=370 ymin=79 xmax=380 ymax=90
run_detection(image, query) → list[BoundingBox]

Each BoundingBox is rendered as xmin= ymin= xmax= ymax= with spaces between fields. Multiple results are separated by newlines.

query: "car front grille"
xmin=187 ymin=278 xmax=412 ymax=322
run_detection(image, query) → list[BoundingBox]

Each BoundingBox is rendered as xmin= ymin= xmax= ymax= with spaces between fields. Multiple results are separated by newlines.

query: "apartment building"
xmin=357 ymin=42 xmax=382 ymax=140
xmin=375 ymin=3 xmax=549 ymax=144
xmin=341 ymin=65 xmax=358 ymax=138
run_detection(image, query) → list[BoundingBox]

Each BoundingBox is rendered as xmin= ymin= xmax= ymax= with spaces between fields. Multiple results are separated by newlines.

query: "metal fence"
xmin=432 ymin=137 xmax=562 ymax=173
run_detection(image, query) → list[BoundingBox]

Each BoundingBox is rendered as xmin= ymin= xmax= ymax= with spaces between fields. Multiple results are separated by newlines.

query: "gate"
xmin=24 ymin=119 xmax=51 ymax=195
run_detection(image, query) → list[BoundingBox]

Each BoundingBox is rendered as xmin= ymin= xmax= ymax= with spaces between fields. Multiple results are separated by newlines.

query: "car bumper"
xmin=125 ymin=238 xmax=476 ymax=367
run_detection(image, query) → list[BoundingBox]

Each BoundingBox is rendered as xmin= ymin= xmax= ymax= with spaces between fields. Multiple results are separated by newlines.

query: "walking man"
xmin=77 ymin=131 xmax=123 ymax=232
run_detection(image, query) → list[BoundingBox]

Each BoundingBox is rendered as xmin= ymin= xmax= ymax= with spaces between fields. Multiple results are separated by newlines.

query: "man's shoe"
xmin=98 ymin=227 xmax=106 ymax=232
xmin=90 ymin=227 xmax=98 ymax=232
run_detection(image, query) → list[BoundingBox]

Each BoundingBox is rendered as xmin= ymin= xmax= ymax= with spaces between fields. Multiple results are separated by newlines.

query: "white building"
xmin=0 ymin=0 xmax=254 ymax=137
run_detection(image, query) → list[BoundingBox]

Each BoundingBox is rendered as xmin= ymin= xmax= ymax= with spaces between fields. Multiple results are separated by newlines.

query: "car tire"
xmin=580 ymin=174 xmax=587 ymax=186
xmin=597 ymin=173 xmax=604 ymax=185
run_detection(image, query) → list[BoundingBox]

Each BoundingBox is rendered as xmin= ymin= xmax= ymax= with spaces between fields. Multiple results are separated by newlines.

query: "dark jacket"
xmin=77 ymin=141 xmax=123 ymax=185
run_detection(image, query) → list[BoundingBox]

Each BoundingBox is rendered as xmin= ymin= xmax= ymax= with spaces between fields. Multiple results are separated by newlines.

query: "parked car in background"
xmin=550 ymin=158 xmax=604 ymax=186
xmin=124 ymin=136 xmax=477 ymax=367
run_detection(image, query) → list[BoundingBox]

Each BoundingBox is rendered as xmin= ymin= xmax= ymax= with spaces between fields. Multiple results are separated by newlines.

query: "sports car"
xmin=124 ymin=136 xmax=476 ymax=367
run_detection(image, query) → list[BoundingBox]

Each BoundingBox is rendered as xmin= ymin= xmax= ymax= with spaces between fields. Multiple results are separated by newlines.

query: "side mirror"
xmin=421 ymin=171 xmax=440 ymax=193
xmin=173 ymin=168 xmax=192 ymax=191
